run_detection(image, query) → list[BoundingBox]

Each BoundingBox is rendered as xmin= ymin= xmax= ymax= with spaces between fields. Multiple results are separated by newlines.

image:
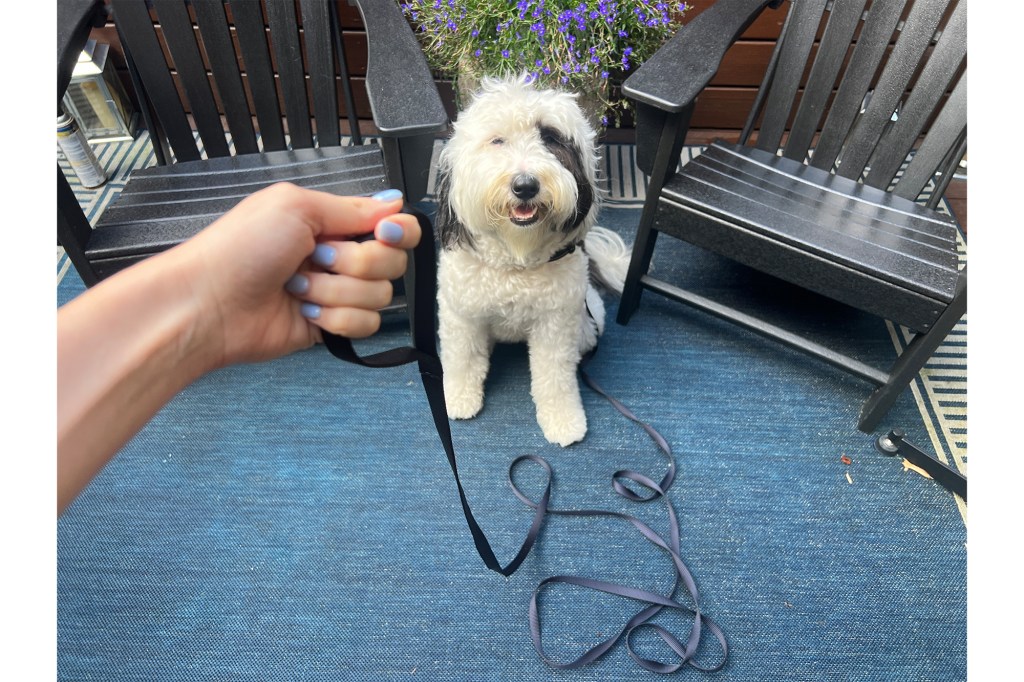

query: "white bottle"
xmin=57 ymin=111 xmax=107 ymax=188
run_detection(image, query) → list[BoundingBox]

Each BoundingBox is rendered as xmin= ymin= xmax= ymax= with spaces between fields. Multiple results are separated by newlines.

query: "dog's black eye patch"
xmin=539 ymin=126 xmax=565 ymax=147
xmin=538 ymin=124 xmax=593 ymax=234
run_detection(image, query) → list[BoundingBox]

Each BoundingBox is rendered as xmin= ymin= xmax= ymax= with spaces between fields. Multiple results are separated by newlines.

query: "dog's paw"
xmin=537 ymin=407 xmax=587 ymax=447
xmin=444 ymin=384 xmax=484 ymax=420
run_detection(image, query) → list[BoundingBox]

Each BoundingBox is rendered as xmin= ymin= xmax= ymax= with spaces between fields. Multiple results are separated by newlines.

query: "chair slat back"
xmin=191 ymin=0 xmax=259 ymax=155
xmin=232 ymin=3 xmax=287 ymax=152
xmin=747 ymin=0 xmax=965 ymax=201
xmin=894 ymin=70 xmax=966 ymax=202
xmin=808 ymin=0 xmax=909 ymax=171
xmin=754 ymin=0 xmax=829 ymax=154
xmin=152 ymin=0 xmax=231 ymax=158
xmin=112 ymin=0 xmax=351 ymax=162
xmin=112 ymin=0 xmax=201 ymax=162
xmin=832 ymin=0 xmax=955 ymax=181
xmin=301 ymin=0 xmax=341 ymax=148
xmin=780 ymin=0 xmax=867 ymax=161
xmin=863 ymin=0 xmax=966 ymax=188
xmin=264 ymin=1 xmax=314 ymax=149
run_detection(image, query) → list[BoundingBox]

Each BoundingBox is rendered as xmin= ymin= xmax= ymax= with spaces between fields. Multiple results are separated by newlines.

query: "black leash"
xmin=322 ymin=208 xmax=546 ymax=576
xmin=322 ymin=206 xmax=726 ymax=673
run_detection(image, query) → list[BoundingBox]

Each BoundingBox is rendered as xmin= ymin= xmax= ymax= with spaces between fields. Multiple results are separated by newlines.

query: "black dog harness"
xmin=548 ymin=239 xmax=583 ymax=262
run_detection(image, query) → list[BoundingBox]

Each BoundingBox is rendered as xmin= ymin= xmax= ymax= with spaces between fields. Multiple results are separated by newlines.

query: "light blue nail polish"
xmin=285 ymin=274 xmax=309 ymax=294
xmin=312 ymin=244 xmax=336 ymax=267
xmin=300 ymin=303 xmax=321 ymax=320
xmin=371 ymin=188 xmax=403 ymax=202
xmin=378 ymin=221 xmax=404 ymax=245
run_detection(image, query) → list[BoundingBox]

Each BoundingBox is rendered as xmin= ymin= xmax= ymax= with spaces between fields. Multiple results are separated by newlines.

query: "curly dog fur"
xmin=435 ymin=76 xmax=630 ymax=446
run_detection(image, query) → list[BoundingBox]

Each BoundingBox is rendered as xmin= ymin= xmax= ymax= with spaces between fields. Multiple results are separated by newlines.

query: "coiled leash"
xmin=322 ymin=207 xmax=727 ymax=674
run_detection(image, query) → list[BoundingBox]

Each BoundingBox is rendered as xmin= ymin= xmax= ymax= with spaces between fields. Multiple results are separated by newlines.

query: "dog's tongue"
xmin=513 ymin=205 xmax=537 ymax=221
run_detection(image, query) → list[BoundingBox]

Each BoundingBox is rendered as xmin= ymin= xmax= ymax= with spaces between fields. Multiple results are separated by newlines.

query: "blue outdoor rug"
xmin=57 ymin=134 xmax=967 ymax=681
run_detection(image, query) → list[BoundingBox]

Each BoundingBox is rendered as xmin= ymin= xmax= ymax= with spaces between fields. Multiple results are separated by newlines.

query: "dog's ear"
xmin=540 ymin=126 xmax=595 ymax=234
xmin=434 ymin=165 xmax=473 ymax=251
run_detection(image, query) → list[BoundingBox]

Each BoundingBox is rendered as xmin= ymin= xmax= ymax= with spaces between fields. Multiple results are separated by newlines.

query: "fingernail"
xmin=312 ymin=244 xmax=336 ymax=267
xmin=371 ymin=188 xmax=403 ymax=202
xmin=285 ymin=274 xmax=309 ymax=294
xmin=378 ymin=220 xmax=404 ymax=245
xmin=300 ymin=303 xmax=321 ymax=320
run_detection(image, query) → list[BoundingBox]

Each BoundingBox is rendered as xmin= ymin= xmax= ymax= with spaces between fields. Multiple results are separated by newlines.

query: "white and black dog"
xmin=435 ymin=76 xmax=630 ymax=446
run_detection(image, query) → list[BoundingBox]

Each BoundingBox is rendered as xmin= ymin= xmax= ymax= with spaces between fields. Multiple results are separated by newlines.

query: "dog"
xmin=434 ymin=76 xmax=631 ymax=446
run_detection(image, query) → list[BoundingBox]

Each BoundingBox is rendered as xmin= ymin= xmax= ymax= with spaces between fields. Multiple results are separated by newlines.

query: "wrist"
xmin=153 ymin=242 xmax=231 ymax=377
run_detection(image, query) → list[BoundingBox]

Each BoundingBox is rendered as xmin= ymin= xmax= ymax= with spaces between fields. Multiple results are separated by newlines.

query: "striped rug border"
xmin=60 ymin=136 xmax=967 ymax=512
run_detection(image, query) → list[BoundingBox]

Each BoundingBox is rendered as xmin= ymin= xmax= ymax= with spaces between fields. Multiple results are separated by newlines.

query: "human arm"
xmin=57 ymin=183 xmax=421 ymax=514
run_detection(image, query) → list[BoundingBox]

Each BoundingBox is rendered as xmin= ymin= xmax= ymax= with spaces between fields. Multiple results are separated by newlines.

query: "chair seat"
xmin=656 ymin=141 xmax=961 ymax=331
xmin=86 ymin=144 xmax=389 ymax=278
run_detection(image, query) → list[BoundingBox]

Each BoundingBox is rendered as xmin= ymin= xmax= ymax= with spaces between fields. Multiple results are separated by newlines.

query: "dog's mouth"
xmin=509 ymin=203 xmax=542 ymax=226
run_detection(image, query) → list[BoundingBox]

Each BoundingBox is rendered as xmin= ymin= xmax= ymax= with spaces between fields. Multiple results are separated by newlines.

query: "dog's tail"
xmin=585 ymin=226 xmax=631 ymax=295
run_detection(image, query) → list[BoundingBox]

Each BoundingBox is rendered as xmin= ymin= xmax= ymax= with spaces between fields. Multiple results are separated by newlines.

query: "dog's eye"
xmin=539 ymin=126 xmax=563 ymax=146
xmin=490 ymin=137 xmax=505 ymax=146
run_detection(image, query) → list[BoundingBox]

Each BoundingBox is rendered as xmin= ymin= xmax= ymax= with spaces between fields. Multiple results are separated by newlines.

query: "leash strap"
xmin=321 ymin=206 xmax=726 ymax=672
xmin=322 ymin=207 xmax=545 ymax=576
xmin=512 ymin=355 xmax=727 ymax=672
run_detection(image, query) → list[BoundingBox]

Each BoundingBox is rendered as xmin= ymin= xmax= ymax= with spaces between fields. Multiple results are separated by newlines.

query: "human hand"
xmin=167 ymin=183 xmax=422 ymax=369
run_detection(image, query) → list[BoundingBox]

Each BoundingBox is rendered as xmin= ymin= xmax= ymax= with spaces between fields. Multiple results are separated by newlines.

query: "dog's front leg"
xmin=528 ymin=321 xmax=586 ymax=446
xmin=439 ymin=312 xmax=492 ymax=419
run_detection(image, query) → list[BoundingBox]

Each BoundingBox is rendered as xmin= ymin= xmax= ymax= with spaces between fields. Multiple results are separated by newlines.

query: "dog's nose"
xmin=512 ymin=175 xmax=540 ymax=201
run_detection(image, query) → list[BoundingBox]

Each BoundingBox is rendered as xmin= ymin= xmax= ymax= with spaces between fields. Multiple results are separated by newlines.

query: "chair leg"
xmin=616 ymin=208 xmax=659 ymax=325
xmin=57 ymin=166 xmax=100 ymax=288
xmin=616 ymin=104 xmax=692 ymax=326
xmin=858 ymin=271 xmax=967 ymax=432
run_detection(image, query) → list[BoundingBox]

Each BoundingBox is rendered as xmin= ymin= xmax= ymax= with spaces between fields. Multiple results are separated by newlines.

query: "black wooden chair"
xmin=58 ymin=0 xmax=447 ymax=287
xmin=616 ymin=0 xmax=966 ymax=432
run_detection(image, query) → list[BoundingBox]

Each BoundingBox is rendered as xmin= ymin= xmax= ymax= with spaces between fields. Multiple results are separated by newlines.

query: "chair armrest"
xmin=58 ymin=0 xmax=106 ymax=109
xmin=623 ymin=0 xmax=779 ymax=113
xmin=353 ymin=0 xmax=448 ymax=137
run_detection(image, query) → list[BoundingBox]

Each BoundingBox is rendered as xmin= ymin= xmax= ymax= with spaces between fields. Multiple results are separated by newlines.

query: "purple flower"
xmin=402 ymin=0 xmax=686 ymax=98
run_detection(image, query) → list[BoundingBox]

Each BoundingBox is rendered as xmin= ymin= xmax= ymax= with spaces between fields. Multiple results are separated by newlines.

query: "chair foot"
xmin=858 ymin=385 xmax=899 ymax=433
xmin=616 ymin=226 xmax=659 ymax=326
xmin=858 ymin=274 xmax=966 ymax=432
xmin=616 ymin=283 xmax=641 ymax=325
